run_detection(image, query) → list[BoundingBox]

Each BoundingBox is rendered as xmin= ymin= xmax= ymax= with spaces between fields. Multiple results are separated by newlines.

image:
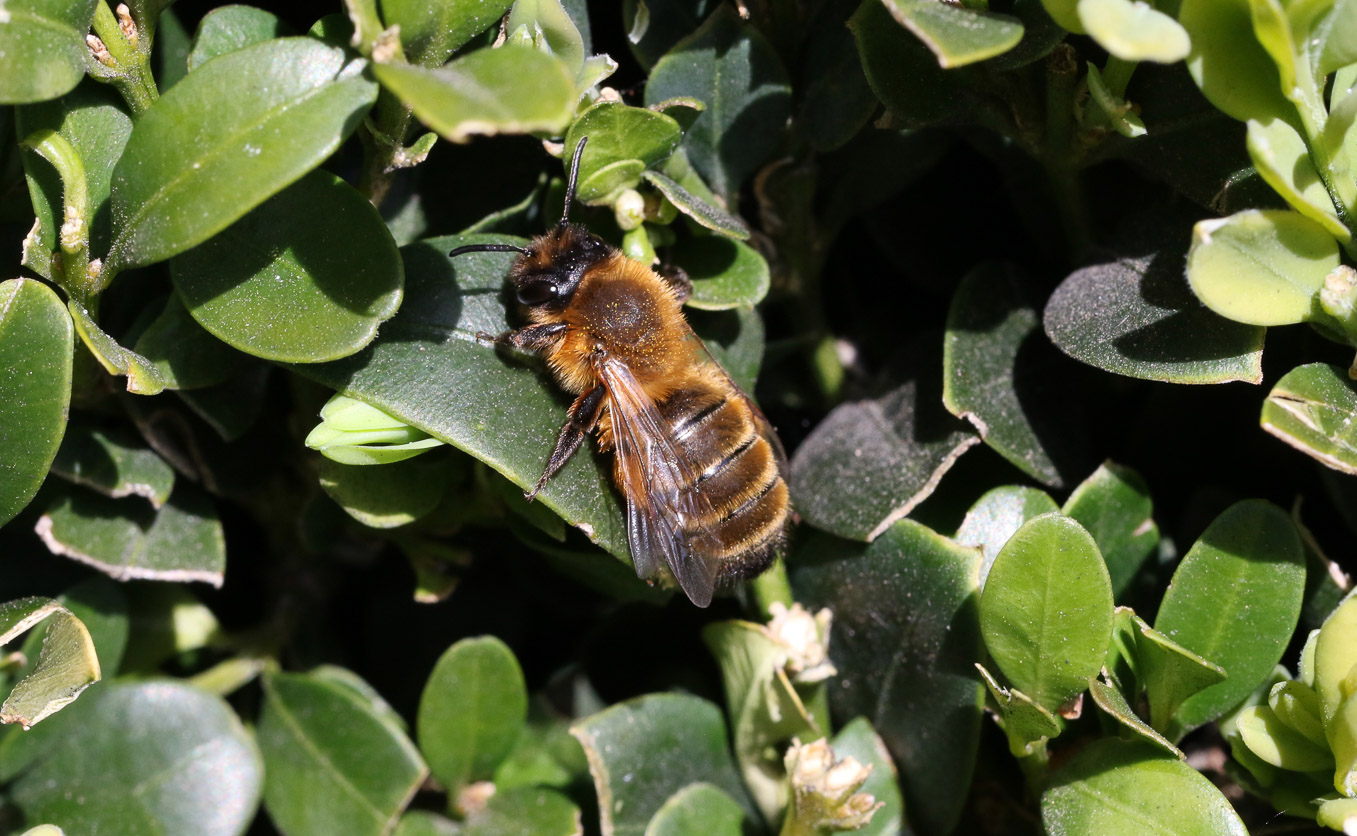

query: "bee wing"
xmin=682 ymin=324 xmax=791 ymax=470
xmin=597 ymin=356 xmax=723 ymax=607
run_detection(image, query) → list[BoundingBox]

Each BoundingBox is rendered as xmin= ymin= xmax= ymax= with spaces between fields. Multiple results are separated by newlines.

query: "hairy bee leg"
xmin=656 ymin=264 xmax=692 ymax=303
xmin=481 ymin=322 xmax=570 ymax=352
xmin=526 ymin=386 xmax=606 ymax=501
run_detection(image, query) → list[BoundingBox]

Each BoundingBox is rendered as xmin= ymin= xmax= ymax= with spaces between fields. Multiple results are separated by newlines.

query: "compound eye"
xmin=516 ymin=280 xmax=558 ymax=305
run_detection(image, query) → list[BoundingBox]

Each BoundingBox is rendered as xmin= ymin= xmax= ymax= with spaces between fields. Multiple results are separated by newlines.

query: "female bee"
xmin=449 ymin=138 xmax=791 ymax=607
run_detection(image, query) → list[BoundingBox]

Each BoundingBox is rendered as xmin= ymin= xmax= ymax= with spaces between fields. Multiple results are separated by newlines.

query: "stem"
xmin=90 ymin=1 xmax=159 ymax=115
xmin=187 ymin=655 xmax=271 ymax=696
xmin=1100 ymin=56 xmax=1136 ymax=99
xmin=1016 ymin=741 xmax=1051 ymax=795
xmin=21 ymin=130 xmax=93 ymax=304
xmin=751 ymin=561 xmax=794 ymax=619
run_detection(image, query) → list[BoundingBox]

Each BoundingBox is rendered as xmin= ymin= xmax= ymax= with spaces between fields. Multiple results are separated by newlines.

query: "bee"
xmin=449 ymin=138 xmax=791 ymax=607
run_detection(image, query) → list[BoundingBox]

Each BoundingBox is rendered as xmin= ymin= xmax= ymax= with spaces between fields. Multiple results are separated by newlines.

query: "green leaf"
xmin=1247 ymin=118 xmax=1349 ymax=241
xmin=1120 ymin=612 xmax=1227 ymax=734
xmin=789 ymin=355 xmax=980 ymax=541
xmin=690 ymin=305 xmax=764 ymax=395
xmin=955 ymin=485 xmax=1059 ymax=585
xmin=944 ymin=263 xmax=1067 ymax=487
xmin=67 ymin=299 xmax=167 ymax=395
xmin=879 ymin=0 xmax=1024 ymax=68
xmin=418 ymin=636 xmax=528 ymax=792
xmin=1180 ymin=0 xmax=1291 ymax=123
xmin=849 ymin=0 xmax=971 ymax=127
xmin=1270 ymin=679 xmax=1327 ymax=747
xmin=1062 ymin=463 xmax=1159 ymax=599
xmin=641 ymin=170 xmax=749 ymax=239
xmin=258 ymin=671 xmax=427 ymax=836
xmin=463 ymin=787 xmax=581 ymax=836
xmin=977 ymin=662 xmax=1063 ymax=756
xmin=0 ymin=0 xmax=98 ymax=103
xmin=380 ymin=0 xmax=515 ymax=67
xmin=187 ymin=5 xmax=293 ymax=70
xmin=106 ymin=38 xmax=378 ymax=275
xmin=1154 ymin=499 xmax=1305 ymax=738
xmin=51 ymin=420 xmax=175 ymax=508
xmin=1236 ymin=704 xmax=1335 ymax=770
xmin=0 ymin=598 xmax=100 ymax=729
xmin=643 ymin=783 xmax=744 ymax=836
xmin=789 ymin=522 xmax=984 ymax=835
xmin=0 ymin=278 xmax=73 ymax=527
xmin=980 ymin=513 xmax=1115 ymax=711
xmin=1041 ymin=740 xmax=1248 ymax=835
xmin=1077 ymin=0 xmax=1190 ymax=62
xmin=396 ymin=811 xmax=460 ymax=836
xmin=644 ymin=4 xmax=791 ymax=204
xmin=506 ymin=0 xmax=586 ymax=76
xmin=570 ymin=693 xmax=757 ymax=835
xmin=298 ymin=235 xmax=629 ymax=561
xmin=318 ymin=455 xmax=449 ymax=529
xmin=171 ymin=169 xmax=403 ymax=363
xmin=1316 ymin=0 xmax=1357 ymax=76
xmin=1314 ymin=593 xmax=1357 ymax=724
xmin=1045 ymin=255 xmax=1266 ymax=384
xmin=564 ymin=102 xmax=682 ymax=203
xmin=1262 ymin=363 xmax=1357 ymax=474
xmin=796 ymin=9 xmax=879 ymax=152
xmin=828 ymin=718 xmax=906 ymax=836
xmin=7 ymin=681 xmax=262 ymax=835
xmin=1187 ymin=210 xmax=1339 ymax=327
xmin=372 ymin=46 xmax=575 ymax=144
xmin=674 ymin=236 xmax=769 ymax=310
xmin=131 ymin=292 xmax=249 ymax=390
xmin=35 ymin=484 xmax=227 ymax=586
xmin=57 ymin=576 xmax=128 ymax=678
xmin=1087 ymin=676 xmax=1183 ymax=759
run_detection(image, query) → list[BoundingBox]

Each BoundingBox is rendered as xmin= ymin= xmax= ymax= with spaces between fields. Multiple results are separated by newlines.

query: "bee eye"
xmin=517 ymin=281 xmax=558 ymax=305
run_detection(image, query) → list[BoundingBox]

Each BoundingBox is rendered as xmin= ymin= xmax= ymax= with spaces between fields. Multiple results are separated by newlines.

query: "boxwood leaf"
xmin=1187 ymin=209 xmax=1339 ymax=327
xmin=570 ymin=693 xmax=757 ymax=835
xmin=1120 ymin=612 xmax=1227 ymax=734
xmin=35 ymin=483 xmax=227 ymax=586
xmin=789 ymin=522 xmax=984 ymax=835
xmin=417 ymin=636 xmax=528 ymax=792
xmin=67 ymin=300 xmax=167 ymax=395
xmin=0 ymin=278 xmax=73 ymax=527
xmin=1316 ymin=0 xmax=1357 ymax=76
xmin=106 ymin=38 xmax=377 ymax=276
xmin=7 ymin=681 xmax=262 ymax=836
xmin=372 ymin=46 xmax=576 ymax=143
xmin=1247 ymin=118 xmax=1348 ymax=240
xmin=828 ymin=718 xmax=905 ymax=836
xmin=1041 ymin=740 xmax=1248 ymax=835
xmin=395 ymin=811 xmax=460 ymax=836
xmin=56 ymin=576 xmax=128 ymax=678
xmin=1262 ymin=363 xmax=1357 ymax=474
xmin=944 ymin=263 xmax=1067 ymax=487
xmin=977 ymin=662 xmax=1063 ymax=756
xmin=462 ymin=787 xmax=581 ymax=836
xmin=0 ymin=597 xmax=100 ymax=729
xmin=955 ymin=485 xmax=1059 ymax=586
xmin=641 ymin=170 xmax=749 ymax=239
xmin=259 ymin=671 xmax=427 ymax=836
xmin=132 ymin=293 xmax=248 ymax=391
xmin=1077 ymin=0 xmax=1190 ymax=63
xmin=0 ymin=0 xmax=98 ymax=103
xmin=1180 ymin=0 xmax=1291 ymax=123
xmin=1087 ymin=676 xmax=1183 ymax=759
xmin=644 ymin=783 xmax=744 ymax=836
xmin=879 ymin=0 xmax=1024 ymax=68
xmin=1236 ymin=704 xmax=1335 ymax=770
xmin=980 ymin=513 xmax=1115 ymax=711
xmin=1044 ymin=255 xmax=1265 ymax=384
xmin=380 ymin=0 xmax=515 ymax=67
xmin=849 ymin=0 xmax=971 ymax=128
xmin=644 ymin=4 xmax=791 ymax=204
xmin=187 ymin=5 xmax=293 ymax=70
xmin=171 ymin=170 xmax=403 ymax=363
xmin=691 ymin=305 xmax=764 ymax=394
xmin=674 ymin=236 xmax=768 ymax=310
xmin=506 ymin=0 xmax=586 ymax=76
xmin=1062 ymin=462 xmax=1158 ymax=599
xmin=318 ymin=455 xmax=449 ymax=529
xmin=51 ymin=420 xmax=175 ymax=508
xmin=1154 ymin=499 xmax=1305 ymax=738
xmin=565 ymin=102 xmax=682 ymax=203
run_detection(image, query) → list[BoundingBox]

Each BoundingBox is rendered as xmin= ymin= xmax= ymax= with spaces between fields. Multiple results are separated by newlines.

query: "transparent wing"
xmin=597 ymin=356 xmax=724 ymax=607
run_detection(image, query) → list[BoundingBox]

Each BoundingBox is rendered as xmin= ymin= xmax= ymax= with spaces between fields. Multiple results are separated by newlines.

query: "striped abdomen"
xmin=656 ymin=381 xmax=791 ymax=578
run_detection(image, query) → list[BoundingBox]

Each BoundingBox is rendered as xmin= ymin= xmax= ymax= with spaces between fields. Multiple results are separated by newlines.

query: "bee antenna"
xmin=560 ymin=136 xmax=587 ymax=229
xmin=447 ymin=243 xmax=531 ymax=258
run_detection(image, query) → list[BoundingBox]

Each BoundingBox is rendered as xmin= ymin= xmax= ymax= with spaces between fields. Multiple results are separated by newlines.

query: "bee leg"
xmin=526 ymin=385 xmax=605 ymax=501
xmin=481 ymin=322 xmax=569 ymax=352
xmin=656 ymin=264 xmax=692 ymax=303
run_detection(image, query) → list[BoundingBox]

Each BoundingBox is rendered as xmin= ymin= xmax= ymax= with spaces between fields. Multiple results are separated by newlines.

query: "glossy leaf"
xmin=790 ymin=366 xmax=980 ymax=542
xmin=955 ymin=485 xmax=1059 ymax=586
xmin=380 ymin=0 xmax=515 ymax=67
xmin=418 ymin=636 xmax=528 ymax=792
xmin=372 ymin=46 xmax=575 ymax=144
xmin=6 ymin=681 xmax=262 ymax=836
xmin=674 ymin=236 xmax=769 ymax=310
xmin=977 ymin=663 xmax=1063 ymax=756
xmin=789 ymin=522 xmax=984 ymax=835
xmin=1044 ymin=255 xmax=1265 ymax=384
xmin=131 ymin=293 xmax=248 ymax=390
xmin=1077 ymin=0 xmax=1190 ymax=63
xmin=827 ymin=718 xmax=906 ymax=836
xmin=67 ymin=300 xmax=167 ymax=395
xmin=1317 ymin=0 xmax=1357 ymax=75
xmin=644 ymin=783 xmax=744 ymax=836
xmin=1118 ymin=611 xmax=1226 ymax=734
xmin=1087 ymin=677 xmax=1183 ymax=759
xmin=644 ymin=4 xmax=791 ymax=203
xmin=57 ymin=576 xmax=128 ymax=677
xmin=980 ymin=514 xmax=1115 ymax=711
xmin=944 ymin=263 xmax=1066 ymax=487
xmin=35 ymin=484 xmax=227 ymax=586
xmin=564 ymin=102 xmax=682 ymax=203
xmin=849 ymin=0 xmax=971 ymax=127
xmin=1042 ymin=740 xmax=1248 ymax=835
xmin=318 ymin=456 xmax=447 ymax=529
xmin=395 ymin=811 xmax=459 ymax=836
xmin=106 ymin=38 xmax=378 ymax=275
xmin=51 ymin=420 xmax=175 ymax=508
xmin=570 ymin=693 xmax=756 ymax=835
xmin=0 ymin=278 xmax=73 ymax=527
xmin=506 ymin=0 xmax=586 ymax=76
xmin=1186 ymin=209 xmax=1339 ymax=326
xmin=462 ymin=787 xmax=581 ymax=836
xmin=1180 ymin=0 xmax=1291 ymax=123
xmin=258 ymin=671 xmax=427 ymax=836
xmin=1062 ymin=463 xmax=1158 ymax=598
xmin=1154 ymin=500 xmax=1305 ymax=738
xmin=171 ymin=170 xmax=403 ymax=363
xmin=641 ymin=170 xmax=749 ymax=239
xmin=879 ymin=0 xmax=1024 ymax=68
xmin=187 ymin=5 xmax=292 ymax=70
xmin=1262 ymin=363 xmax=1357 ymax=475
xmin=0 ymin=0 xmax=98 ymax=103
xmin=0 ymin=597 xmax=100 ymax=729
xmin=1247 ymin=118 xmax=1348 ymax=240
